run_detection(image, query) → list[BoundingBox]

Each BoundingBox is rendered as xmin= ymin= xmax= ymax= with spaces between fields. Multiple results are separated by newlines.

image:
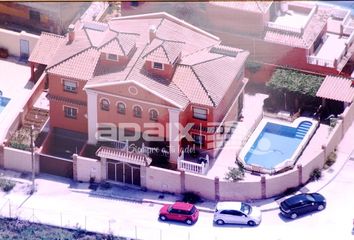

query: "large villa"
xmin=0 ymin=2 xmax=354 ymax=202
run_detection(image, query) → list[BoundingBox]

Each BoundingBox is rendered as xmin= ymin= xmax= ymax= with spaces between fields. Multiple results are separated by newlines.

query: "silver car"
xmin=213 ymin=201 xmax=262 ymax=226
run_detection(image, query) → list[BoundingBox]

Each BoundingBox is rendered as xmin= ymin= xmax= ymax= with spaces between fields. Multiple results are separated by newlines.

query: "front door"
xmin=20 ymin=39 xmax=30 ymax=60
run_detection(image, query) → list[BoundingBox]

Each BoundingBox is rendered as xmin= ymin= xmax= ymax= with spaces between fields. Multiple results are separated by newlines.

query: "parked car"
xmin=213 ymin=201 xmax=262 ymax=226
xmin=279 ymin=193 xmax=326 ymax=219
xmin=159 ymin=202 xmax=199 ymax=225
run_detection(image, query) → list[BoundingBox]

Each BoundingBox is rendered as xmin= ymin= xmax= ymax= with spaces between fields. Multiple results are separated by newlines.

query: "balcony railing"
xmin=307 ymin=55 xmax=336 ymax=68
xmin=266 ymin=22 xmax=303 ymax=34
xmin=177 ymin=151 xmax=209 ymax=175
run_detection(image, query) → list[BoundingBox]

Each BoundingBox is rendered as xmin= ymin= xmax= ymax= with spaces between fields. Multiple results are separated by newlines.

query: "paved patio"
xmin=206 ymin=93 xmax=268 ymax=179
xmin=0 ymin=58 xmax=33 ymax=141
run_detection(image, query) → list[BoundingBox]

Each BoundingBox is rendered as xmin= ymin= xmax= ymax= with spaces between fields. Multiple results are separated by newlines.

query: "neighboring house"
xmin=29 ymin=12 xmax=249 ymax=180
xmin=121 ymin=1 xmax=354 ymax=80
xmin=0 ymin=2 xmax=89 ymax=34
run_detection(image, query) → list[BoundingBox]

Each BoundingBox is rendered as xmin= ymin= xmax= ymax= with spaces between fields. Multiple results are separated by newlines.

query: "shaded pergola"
xmin=316 ymin=75 xmax=354 ymax=116
xmin=265 ymin=68 xmax=325 ymax=114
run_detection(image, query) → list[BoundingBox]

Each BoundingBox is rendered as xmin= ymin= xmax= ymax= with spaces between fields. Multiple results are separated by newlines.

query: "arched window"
xmin=117 ymin=102 xmax=126 ymax=114
xmin=101 ymin=99 xmax=110 ymax=111
xmin=133 ymin=105 xmax=142 ymax=118
xmin=149 ymin=109 xmax=158 ymax=121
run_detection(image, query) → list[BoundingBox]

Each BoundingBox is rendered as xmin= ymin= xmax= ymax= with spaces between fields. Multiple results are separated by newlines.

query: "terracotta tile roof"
xmin=155 ymin=17 xmax=219 ymax=55
xmin=126 ymin=45 xmax=190 ymax=109
xmin=172 ymin=65 xmax=214 ymax=106
xmin=29 ymin=32 xmax=65 ymax=65
xmin=143 ymin=38 xmax=183 ymax=64
xmin=47 ymin=29 xmax=93 ymax=69
xmin=96 ymin=146 xmax=152 ymax=166
xmin=210 ymin=1 xmax=273 ymax=13
xmin=34 ymin=12 xmax=246 ymax=110
xmin=99 ymin=33 xmax=137 ymax=56
xmin=316 ymin=76 xmax=354 ymax=103
xmin=264 ymin=5 xmax=330 ymax=48
xmin=176 ymin=46 xmax=248 ymax=106
xmin=48 ymin=48 xmax=100 ymax=80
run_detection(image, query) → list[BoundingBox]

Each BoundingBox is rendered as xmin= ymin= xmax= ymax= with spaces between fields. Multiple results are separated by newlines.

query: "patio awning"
xmin=96 ymin=146 xmax=152 ymax=166
xmin=316 ymin=75 xmax=354 ymax=103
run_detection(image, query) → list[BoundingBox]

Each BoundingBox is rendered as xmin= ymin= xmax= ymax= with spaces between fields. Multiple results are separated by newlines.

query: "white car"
xmin=213 ymin=201 xmax=262 ymax=226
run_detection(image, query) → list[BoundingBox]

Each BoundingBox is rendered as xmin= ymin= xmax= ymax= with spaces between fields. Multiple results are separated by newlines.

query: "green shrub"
xmin=0 ymin=176 xmax=16 ymax=192
xmin=310 ymin=168 xmax=322 ymax=181
xmin=225 ymin=166 xmax=245 ymax=182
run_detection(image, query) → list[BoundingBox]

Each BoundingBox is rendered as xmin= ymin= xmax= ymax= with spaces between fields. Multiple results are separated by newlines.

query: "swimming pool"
xmin=238 ymin=117 xmax=318 ymax=174
xmin=0 ymin=96 xmax=10 ymax=113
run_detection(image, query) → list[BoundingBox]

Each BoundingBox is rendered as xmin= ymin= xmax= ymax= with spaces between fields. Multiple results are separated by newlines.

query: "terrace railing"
xmin=266 ymin=22 xmax=303 ymax=35
xmin=307 ymin=55 xmax=336 ymax=68
xmin=177 ymin=151 xmax=209 ymax=175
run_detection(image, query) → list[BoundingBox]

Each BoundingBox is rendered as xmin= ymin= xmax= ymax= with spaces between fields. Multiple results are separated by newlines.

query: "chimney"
xmin=149 ymin=25 xmax=157 ymax=43
xmin=67 ymin=24 xmax=75 ymax=43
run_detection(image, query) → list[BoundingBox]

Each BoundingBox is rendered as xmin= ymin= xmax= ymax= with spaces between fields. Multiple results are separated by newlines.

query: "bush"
xmin=0 ymin=177 xmax=16 ymax=192
xmin=310 ymin=168 xmax=322 ymax=181
xmin=182 ymin=192 xmax=201 ymax=204
xmin=224 ymin=166 xmax=245 ymax=182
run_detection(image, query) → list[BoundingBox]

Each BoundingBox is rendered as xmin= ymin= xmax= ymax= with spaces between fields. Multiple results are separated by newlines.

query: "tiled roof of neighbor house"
xmin=264 ymin=5 xmax=331 ymax=48
xmin=210 ymin=1 xmax=273 ymax=13
xmin=31 ymin=12 xmax=247 ymax=109
xmin=28 ymin=32 xmax=65 ymax=65
xmin=316 ymin=76 xmax=354 ymax=103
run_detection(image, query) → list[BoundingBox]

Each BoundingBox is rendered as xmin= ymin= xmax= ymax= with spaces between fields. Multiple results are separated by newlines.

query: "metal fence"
xmin=0 ymin=199 xmax=224 ymax=240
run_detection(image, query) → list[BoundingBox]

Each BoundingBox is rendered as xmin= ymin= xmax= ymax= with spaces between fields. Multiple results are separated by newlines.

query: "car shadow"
xmin=157 ymin=218 xmax=195 ymax=227
xmin=278 ymin=212 xmax=318 ymax=223
xmin=212 ymin=222 xmax=260 ymax=228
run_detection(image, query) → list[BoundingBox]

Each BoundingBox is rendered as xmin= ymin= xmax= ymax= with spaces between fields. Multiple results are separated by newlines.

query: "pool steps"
xmin=295 ymin=121 xmax=312 ymax=139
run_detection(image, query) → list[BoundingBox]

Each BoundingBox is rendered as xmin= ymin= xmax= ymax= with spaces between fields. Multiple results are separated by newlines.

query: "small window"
xmin=149 ymin=109 xmax=158 ymax=121
xmin=29 ymin=10 xmax=40 ymax=22
xmin=107 ymin=53 xmax=118 ymax=61
xmin=193 ymin=107 xmax=207 ymax=120
xmin=117 ymin=102 xmax=126 ymax=114
xmin=101 ymin=99 xmax=110 ymax=111
xmin=192 ymin=134 xmax=205 ymax=146
xmin=133 ymin=106 xmax=142 ymax=118
xmin=63 ymin=80 xmax=77 ymax=93
xmin=152 ymin=62 xmax=163 ymax=70
xmin=64 ymin=106 xmax=77 ymax=119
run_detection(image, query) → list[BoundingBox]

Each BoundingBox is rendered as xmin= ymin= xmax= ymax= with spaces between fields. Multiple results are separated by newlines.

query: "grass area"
xmin=0 ymin=218 xmax=127 ymax=240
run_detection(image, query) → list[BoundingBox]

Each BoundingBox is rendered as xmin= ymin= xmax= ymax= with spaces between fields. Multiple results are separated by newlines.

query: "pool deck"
xmin=206 ymin=91 xmax=331 ymax=181
xmin=206 ymin=93 xmax=268 ymax=180
xmin=0 ymin=58 xmax=33 ymax=142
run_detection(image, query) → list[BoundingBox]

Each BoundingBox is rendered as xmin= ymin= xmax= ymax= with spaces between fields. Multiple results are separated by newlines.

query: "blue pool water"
xmin=244 ymin=121 xmax=312 ymax=169
xmin=0 ymin=96 xmax=10 ymax=113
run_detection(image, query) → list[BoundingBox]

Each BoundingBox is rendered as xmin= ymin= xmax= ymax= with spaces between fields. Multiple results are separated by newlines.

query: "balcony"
xmin=177 ymin=150 xmax=210 ymax=175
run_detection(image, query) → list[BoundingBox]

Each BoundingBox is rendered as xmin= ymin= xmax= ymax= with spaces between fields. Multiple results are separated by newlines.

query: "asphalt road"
xmin=2 ymin=160 xmax=354 ymax=240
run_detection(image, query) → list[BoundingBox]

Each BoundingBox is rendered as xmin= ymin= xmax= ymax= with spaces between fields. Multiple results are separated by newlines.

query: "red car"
xmin=159 ymin=202 xmax=199 ymax=225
